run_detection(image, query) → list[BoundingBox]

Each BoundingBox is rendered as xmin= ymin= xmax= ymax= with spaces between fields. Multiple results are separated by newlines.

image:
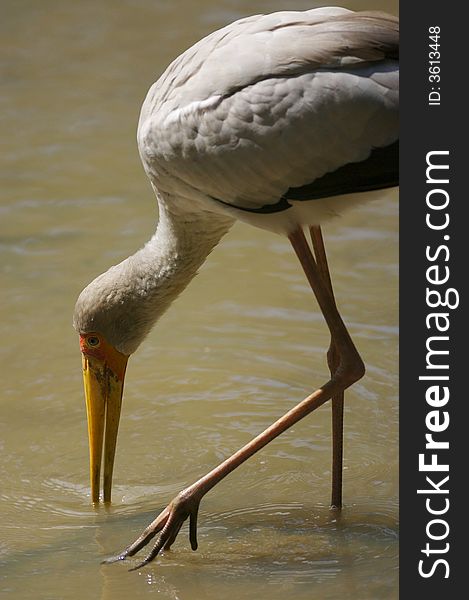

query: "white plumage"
xmin=137 ymin=6 xmax=398 ymax=232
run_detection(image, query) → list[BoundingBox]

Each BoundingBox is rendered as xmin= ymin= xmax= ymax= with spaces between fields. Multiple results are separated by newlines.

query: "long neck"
xmin=139 ymin=199 xmax=232 ymax=308
xmin=111 ymin=197 xmax=233 ymax=353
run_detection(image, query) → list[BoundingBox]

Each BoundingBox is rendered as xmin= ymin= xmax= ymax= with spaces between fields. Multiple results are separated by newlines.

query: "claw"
xmin=104 ymin=489 xmax=202 ymax=568
xmin=189 ymin=502 xmax=199 ymax=550
xmin=101 ymin=553 xmax=128 ymax=565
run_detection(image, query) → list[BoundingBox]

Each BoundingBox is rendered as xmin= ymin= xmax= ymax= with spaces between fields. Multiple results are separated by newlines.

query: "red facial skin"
xmin=79 ymin=333 xmax=128 ymax=381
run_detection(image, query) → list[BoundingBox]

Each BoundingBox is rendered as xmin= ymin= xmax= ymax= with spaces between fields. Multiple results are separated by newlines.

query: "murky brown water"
xmin=1 ymin=1 xmax=398 ymax=598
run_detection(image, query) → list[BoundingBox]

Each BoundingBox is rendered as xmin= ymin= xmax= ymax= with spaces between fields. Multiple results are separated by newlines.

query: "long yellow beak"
xmin=80 ymin=334 xmax=128 ymax=503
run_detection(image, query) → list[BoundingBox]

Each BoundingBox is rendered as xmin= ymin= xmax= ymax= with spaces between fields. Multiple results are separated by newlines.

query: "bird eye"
xmin=87 ymin=336 xmax=100 ymax=347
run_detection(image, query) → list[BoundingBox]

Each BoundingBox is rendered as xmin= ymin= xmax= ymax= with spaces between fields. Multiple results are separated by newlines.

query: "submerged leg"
xmin=310 ymin=225 xmax=344 ymax=509
xmin=105 ymin=227 xmax=364 ymax=569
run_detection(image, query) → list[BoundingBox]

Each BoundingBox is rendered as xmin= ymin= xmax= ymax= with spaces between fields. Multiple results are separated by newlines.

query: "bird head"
xmin=73 ymin=265 xmax=146 ymax=504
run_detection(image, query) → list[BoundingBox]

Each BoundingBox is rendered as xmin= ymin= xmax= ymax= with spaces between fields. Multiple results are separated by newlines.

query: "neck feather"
xmin=74 ymin=198 xmax=233 ymax=354
xmin=133 ymin=200 xmax=233 ymax=319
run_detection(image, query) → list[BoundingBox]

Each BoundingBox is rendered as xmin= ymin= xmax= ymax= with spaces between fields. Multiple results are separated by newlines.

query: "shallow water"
xmin=1 ymin=1 xmax=398 ymax=598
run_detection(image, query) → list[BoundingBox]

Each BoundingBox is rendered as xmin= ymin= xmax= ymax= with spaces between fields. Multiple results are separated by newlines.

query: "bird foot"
xmin=102 ymin=489 xmax=202 ymax=570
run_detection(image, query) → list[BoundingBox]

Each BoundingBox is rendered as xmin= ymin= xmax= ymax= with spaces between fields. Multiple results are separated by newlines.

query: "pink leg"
xmin=105 ymin=227 xmax=364 ymax=569
xmin=309 ymin=226 xmax=344 ymax=509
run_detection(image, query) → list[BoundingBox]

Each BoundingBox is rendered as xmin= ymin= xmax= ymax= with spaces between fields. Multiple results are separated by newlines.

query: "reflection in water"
xmin=1 ymin=1 xmax=398 ymax=599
